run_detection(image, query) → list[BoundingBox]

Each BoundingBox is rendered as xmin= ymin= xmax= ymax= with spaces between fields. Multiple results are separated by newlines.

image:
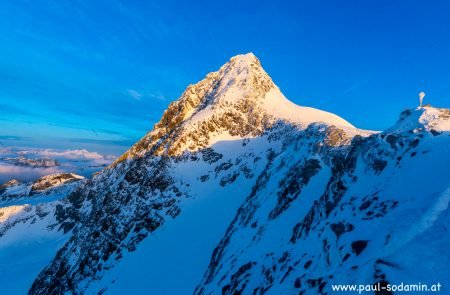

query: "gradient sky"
xmin=1 ymin=0 xmax=449 ymax=155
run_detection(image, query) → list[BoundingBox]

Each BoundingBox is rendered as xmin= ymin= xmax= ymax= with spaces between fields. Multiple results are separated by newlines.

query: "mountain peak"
xmin=116 ymin=54 xmax=355 ymax=161
xmin=1 ymin=179 xmax=20 ymax=187
xmin=206 ymin=52 xmax=274 ymax=104
xmin=227 ymin=52 xmax=262 ymax=72
xmin=229 ymin=52 xmax=259 ymax=63
xmin=388 ymin=106 xmax=450 ymax=134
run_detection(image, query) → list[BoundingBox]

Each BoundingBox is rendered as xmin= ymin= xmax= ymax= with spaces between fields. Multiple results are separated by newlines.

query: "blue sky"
xmin=0 ymin=0 xmax=449 ymax=155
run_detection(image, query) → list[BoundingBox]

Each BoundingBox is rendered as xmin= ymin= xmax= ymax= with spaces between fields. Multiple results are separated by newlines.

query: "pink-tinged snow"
xmin=418 ymin=106 xmax=450 ymax=131
xmin=261 ymin=87 xmax=355 ymax=128
xmin=32 ymin=173 xmax=84 ymax=188
xmin=0 ymin=205 xmax=26 ymax=223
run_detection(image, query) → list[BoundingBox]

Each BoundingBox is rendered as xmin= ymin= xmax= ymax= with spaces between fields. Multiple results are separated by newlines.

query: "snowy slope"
xmin=1 ymin=53 xmax=449 ymax=295
xmin=261 ymin=87 xmax=355 ymax=128
xmin=0 ymin=202 xmax=70 ymax=294
xmin=86 ymin=136 xmax=278 ymax=294
xmin=0 ymin=173 xmax=86 ymax=294
xmin=196 ymin=107 xmax=450 ymax=294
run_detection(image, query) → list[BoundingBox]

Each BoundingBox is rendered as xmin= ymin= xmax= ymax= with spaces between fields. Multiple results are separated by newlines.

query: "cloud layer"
xmin=0 ymin=147 xmax=116 ymax=183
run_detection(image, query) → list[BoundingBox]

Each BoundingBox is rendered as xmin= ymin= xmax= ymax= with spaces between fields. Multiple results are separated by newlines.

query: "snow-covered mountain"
xmin=0 ymin=53 xmax=449 ymax=295
xmin=196 ymin=106 xmax=450 ymax=294
xmin=0 ymin=173 xmax=84 ymax=206
xmin=0 ymin=173 xmax=85 ymax=294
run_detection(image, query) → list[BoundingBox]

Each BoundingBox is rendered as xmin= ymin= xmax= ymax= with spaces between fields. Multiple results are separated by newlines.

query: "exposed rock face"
xmin=1 ymin=53 xmax=449 ymax=294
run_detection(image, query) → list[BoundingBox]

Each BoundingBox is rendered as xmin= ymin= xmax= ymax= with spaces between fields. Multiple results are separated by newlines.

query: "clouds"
xmin=127 ymin=89 xmax=143 ymax=100
xmin=0 ymin=147 xmax=116 ymax=183
xmin=148 ymin=91 xmax=166 ymax=101
xmin=21 ymin=148 xmax=115 ymax=164
xmin=127 ymin=89 xmax=166 ymax=102
xmin=0 ymin=163 xmax=61 ymax=184
xmin=16 ymin=148 xmax=116 ymax=168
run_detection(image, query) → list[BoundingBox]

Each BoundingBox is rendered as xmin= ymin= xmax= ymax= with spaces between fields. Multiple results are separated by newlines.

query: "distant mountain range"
xmin=1 ymin=53 xmax=449 ymax=295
